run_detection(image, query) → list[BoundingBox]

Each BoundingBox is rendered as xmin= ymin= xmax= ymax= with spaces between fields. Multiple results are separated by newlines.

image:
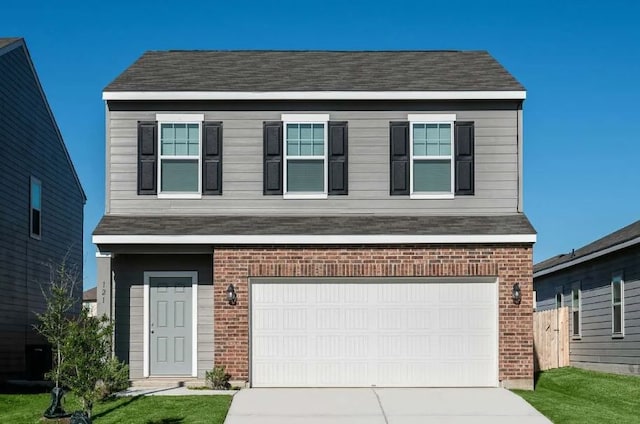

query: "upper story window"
xmin=409 ymin=114 xmax=456 ymax=199
xmin=390 ymin=115 xmax=473 ymax=197
xmin=612 ymin=272 xmax=624 ymax=337
xmin=157 ymin=114 xmax=203 ymax=198
xmin=282 ymin=114 xmax=328 ymax=199
xmin=30 ymin=176 xmax=42 ymax=239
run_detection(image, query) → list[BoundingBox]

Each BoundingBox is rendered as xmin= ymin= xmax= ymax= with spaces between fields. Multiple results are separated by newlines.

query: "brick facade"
xmin=214 ymin=244 xmax=533 ymax=388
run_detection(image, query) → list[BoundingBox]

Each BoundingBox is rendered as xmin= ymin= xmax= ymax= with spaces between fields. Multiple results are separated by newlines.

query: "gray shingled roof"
xmin=0 ymin=37 xmax=21 ymax=50
xmin=104 ymin=50 xmax=524 ymax=92
xmin=94 ymin=214 xmax=535 ymax=237
xmin=534 ymin=220 xmax=640 ymax=273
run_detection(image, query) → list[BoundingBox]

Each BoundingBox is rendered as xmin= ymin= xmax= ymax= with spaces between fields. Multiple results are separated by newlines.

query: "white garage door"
xmin=250 ymin=278 xmax=497 ymax=387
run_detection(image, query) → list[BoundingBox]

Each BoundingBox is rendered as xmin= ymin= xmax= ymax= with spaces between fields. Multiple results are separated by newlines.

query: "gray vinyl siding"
xmin=534 ymin=245 xmax=640 ymax=374
xmin=112 ymin=254 xmax=214 ymax=379
xmin=106 ymin=104 xmax=521 ymax=215
xmin=0 ymin=44 xmax=84 ymax=380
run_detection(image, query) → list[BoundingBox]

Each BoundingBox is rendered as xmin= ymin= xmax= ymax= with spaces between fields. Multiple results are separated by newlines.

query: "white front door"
xmin=251 ymin=278 xmax=497 ymax=387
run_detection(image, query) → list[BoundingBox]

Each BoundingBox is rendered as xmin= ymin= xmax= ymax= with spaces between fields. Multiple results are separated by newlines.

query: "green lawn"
xmin=0 ymin=392 xmax=232 ymax=424
xmin=513 ymin=367 xmax=640 ymax=424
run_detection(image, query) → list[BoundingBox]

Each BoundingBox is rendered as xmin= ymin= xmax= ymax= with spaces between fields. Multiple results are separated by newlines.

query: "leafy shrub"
xmin=97 ymin=357 xmax=130 ymax=399
xmin=205 ymin=366 xmax=231 ymax=390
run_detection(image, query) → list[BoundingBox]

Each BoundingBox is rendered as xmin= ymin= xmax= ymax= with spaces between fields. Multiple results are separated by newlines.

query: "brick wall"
xmin=213 ymin=244 xmax=533 ymax=387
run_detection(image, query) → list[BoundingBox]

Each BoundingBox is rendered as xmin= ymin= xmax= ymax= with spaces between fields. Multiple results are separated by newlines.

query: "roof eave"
xmin=102 ymin=90 xmax=527 ymax=101
xmin=533 ymin=236 xmax=640 ymax=278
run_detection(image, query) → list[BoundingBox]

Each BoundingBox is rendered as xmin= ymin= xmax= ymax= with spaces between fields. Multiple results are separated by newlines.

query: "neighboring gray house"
xmin=534 ymin=220 xmax=640 ymax=375
xmin=83 ymin=287 xmax=97 ymax=317
xmin=93 ymin=50 xmax=537 ymax=389
xmin=0 ymin=38 xmax=86 ymax=381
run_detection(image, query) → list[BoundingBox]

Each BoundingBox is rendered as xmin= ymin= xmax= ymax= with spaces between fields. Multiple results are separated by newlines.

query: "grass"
xmin=513 ymin=367 xmax=640 ymax=424
xmin=0 ymin=392 xmax=232 ymax=424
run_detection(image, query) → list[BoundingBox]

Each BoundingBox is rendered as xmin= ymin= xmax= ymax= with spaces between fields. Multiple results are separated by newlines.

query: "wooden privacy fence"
xmin=533 ymin=307 xmax=570 ymax=371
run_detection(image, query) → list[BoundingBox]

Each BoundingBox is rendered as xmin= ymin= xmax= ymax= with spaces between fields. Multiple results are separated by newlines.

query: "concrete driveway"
xmin=224 ymin=387 xmax=551 ymax=423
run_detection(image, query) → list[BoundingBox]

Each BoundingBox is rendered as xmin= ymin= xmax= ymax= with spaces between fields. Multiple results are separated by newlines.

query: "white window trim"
xmin=409 ymin=114 xmax=456 ymax=199
xmin=143 ymin=271 xmax=198 ymax=378
xmin=281 ymin=114 xmax=329 ymax=199
xmin=30 ymin=176 xmax=42 ymax=240
xmin=571 ymin=285 xmax=582 ymax=339
xmin=156 ymin=114 xmax=204 ymax=199
xmin=611 ymin=271 xmax=625 ymax=338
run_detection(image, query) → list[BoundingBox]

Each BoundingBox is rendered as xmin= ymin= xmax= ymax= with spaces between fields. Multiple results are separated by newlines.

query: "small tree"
xmin=61 ymin=309 xmax=128 ymax=419
xmin=34 ymin=260 xmax=79 ymax=388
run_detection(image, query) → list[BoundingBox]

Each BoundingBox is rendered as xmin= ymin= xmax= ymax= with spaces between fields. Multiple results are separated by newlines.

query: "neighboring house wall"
xmin=0 ymin=40 xmax=84 ymax=381
xmin=83 ymin=301 xmax=97 ymax=317
xmin=105 ymin=102 xmax=522 ymax=215
xmin=535 ymin=245 xmax=640 ymax=375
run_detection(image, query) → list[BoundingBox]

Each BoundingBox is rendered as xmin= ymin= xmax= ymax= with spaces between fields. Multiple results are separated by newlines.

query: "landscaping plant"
xmin=60 ymin=309 xmax=128 ymax=420
xmin=205 ymin=366 xmax=231 ymax=389
xmin=34 ymin=260 xmax=79 ymax=418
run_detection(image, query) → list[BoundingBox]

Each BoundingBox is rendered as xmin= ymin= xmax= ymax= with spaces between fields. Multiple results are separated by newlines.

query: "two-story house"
xmin=0 ymin=38 xmax=85 ymax=382
xmin=93 ymin=50 xmax=536 ymax=389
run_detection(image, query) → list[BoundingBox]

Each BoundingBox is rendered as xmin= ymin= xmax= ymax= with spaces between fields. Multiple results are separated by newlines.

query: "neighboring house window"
xmin=571 ymin=287 xmax=581 ymax=338
xmin=30 ymin=177 xmax=42 ymax=239
xmin=282 ymin=114 xmax=328 ymax=198
xmin=555 ymin=288 xmax=563 ymax=308
xmin=409 ymin=114 xmax=455 ymax=199
xmin=612 ymin=273 xmax=624 ymax=337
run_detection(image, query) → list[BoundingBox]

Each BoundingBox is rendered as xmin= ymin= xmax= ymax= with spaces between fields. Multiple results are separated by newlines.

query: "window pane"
xmin=32 ymin=209 xmax=41 ymax=236
xmin=572 ymin=290 xmax=579 ymax=308
xmin=426 ymin=124 xmax=438 ymax=140
xmin=31 ymin=181 xmax=41 ymax=210
xmin=287 ymin=123 xmax=324 ymax=157
xmin=300 ymin=124 xmax=312 ymax=140
xmin=555 ymin=293 xmax=562 ymax=308
xmin=573 ymin=311 xmax=580 ymax=335
xmin=161 ymin=123 xmax=199 ymax=157
xmin=414 ymin=160 xmax=451 ymax=192
xmin=287 ymin=160 xmax=324 ymax=192
xmin=612 ymin=281 xmax=621 ymax=303
xmin=613 ymin=305 xmax=622 ymax=333
xmin=161 ymin=160 xmax=198 ymax=192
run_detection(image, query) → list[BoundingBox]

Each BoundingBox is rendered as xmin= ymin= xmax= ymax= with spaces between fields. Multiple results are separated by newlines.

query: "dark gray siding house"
xmin=534 ymin=220 xmax=640 ymax=375
xmin=0 ymin=38 xmax=86 ymax=382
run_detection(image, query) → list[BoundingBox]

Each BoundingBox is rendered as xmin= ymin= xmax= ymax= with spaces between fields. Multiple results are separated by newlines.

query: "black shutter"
xmin=137 ymin=121 xmax=157 ymax=195
xmin=454 ymin=121 xmax=475 ymax=195
xmin=389 ymin=122 xmax=409 ymax=195
xmin=263 ymin=121 xmax=283 ymax=195
xmin=328 ymin=121 xmax=348 ymax=195
xmin=202 ymin=121 xmax=223 ymax=195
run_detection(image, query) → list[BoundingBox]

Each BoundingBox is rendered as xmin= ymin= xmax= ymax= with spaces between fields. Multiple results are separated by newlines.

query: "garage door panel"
xmin=251 ymin=280 xmax=497 ymax=387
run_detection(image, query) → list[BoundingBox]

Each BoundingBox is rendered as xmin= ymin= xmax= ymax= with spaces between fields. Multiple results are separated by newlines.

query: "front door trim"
xmin=143 ymin=271 xmax=198 ymax=377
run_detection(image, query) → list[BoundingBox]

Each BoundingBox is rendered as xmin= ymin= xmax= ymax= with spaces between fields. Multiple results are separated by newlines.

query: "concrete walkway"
xmin=118 ymin=386 xmax=238 ymax=396
xmin=224 ymin=388 xmax=551 ymax=424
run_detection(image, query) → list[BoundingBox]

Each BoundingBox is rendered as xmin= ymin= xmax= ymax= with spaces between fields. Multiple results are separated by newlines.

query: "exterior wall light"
xmin=226 ymin=284 xmax=237 ymax=305
xmin=512 ymin=283 xmax=522 ymax=305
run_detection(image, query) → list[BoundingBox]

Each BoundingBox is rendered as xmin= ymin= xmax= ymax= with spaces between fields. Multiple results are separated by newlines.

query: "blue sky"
xmin=4 ymin=1 xmax=639 ymax=288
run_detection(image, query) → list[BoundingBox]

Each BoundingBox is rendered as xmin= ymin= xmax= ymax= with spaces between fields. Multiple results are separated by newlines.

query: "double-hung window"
xmin=612 ymin=272 xmax=624 ymax=337
xmin=157 ymin=114 xmax=203 ymax=198
xmin=571 ymin=286 xmax=581 ymax=338
xmin=409 ymin=114 xmax=455 ymax=199
xmin=30 ymin=176 xmax=41 ymax=239
xmin=282 ymin=114 xmax=328 ymax=198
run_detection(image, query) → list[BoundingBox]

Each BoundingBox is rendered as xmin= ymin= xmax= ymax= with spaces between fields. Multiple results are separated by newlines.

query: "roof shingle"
xmin=93 ymin=214 xmax=535 ymax=237
xmin=104 ymin=50 xmax=524 ymax=92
